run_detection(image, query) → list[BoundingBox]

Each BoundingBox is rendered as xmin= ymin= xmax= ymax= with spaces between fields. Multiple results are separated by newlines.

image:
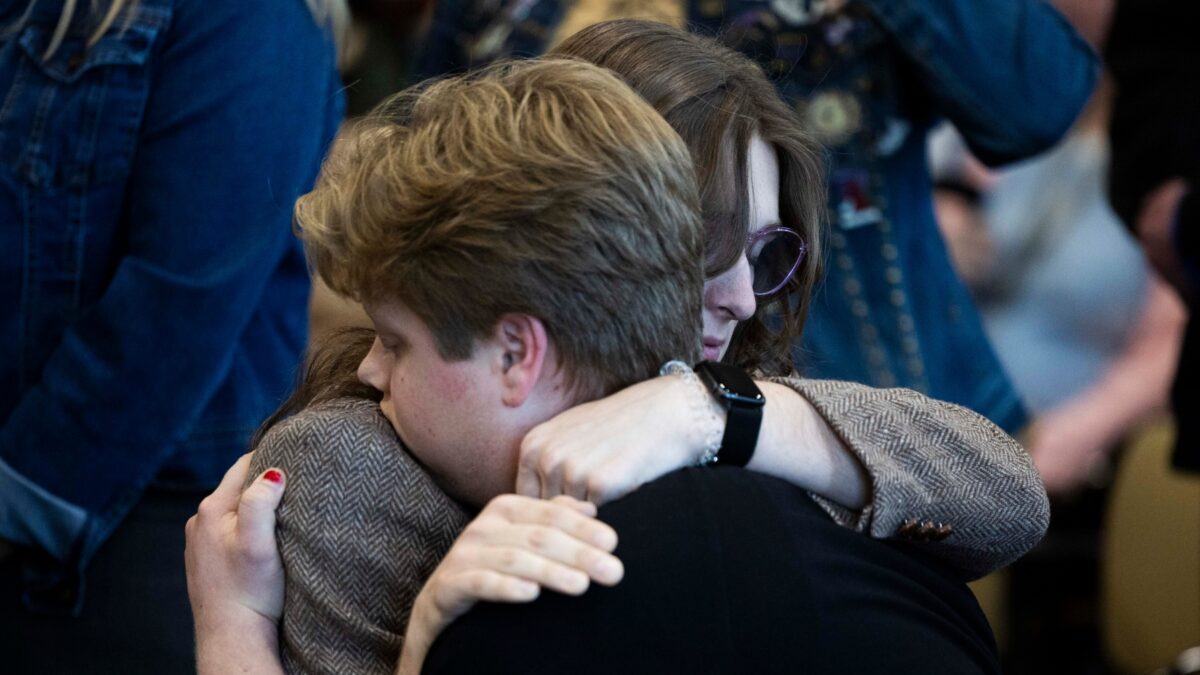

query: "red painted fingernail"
xmin=263 ymin=469 xmax=283 ymax=484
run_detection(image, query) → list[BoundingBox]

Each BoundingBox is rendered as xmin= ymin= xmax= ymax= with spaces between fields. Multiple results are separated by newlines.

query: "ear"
xmin=491 ymin=313 xmax=551 ymax=407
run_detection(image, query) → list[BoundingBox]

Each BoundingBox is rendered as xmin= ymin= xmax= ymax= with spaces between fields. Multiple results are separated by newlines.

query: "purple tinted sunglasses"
xmin=747 ymin=226 xmax=808 ymax=297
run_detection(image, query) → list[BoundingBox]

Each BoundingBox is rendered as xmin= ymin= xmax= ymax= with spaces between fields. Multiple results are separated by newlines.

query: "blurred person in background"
xmin=1106 ymin=0 xmax=1200 ymax=473
xmin=408 ymin=0 xmax=1098 ymax=435
xmin=337 ymin=0 xmax=434 ymax=115
xmin=0 ymin=0 xmax=344 ymax=672
xmin=932 ymin=104 xmax=1185 ymax=674
xmin=930 ymin=5 xmax=1187 ymax=670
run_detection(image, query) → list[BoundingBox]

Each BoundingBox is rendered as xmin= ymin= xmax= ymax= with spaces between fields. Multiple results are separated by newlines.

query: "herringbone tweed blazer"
xmin=249 ymin=398 xmax=470 ymax=675
xmin=249 ymin=378 xmax=1047 ymax=675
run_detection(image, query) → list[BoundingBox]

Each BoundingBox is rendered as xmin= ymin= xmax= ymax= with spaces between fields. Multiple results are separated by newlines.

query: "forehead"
xmin=746 ymin=135 xmax=781 ymax=233
xmin=365 ymin=299 xmax=424 ymax=338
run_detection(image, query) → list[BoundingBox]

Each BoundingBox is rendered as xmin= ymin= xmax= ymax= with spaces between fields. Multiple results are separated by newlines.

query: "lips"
xmin=702 ymin=336 xmax=725 ymax=362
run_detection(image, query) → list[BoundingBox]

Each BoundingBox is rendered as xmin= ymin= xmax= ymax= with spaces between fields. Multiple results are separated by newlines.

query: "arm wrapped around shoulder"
xmin=767 ymin=377 xmax=1050 ymax=580
xmin=248 ymin=398 xmax=470 ymax=674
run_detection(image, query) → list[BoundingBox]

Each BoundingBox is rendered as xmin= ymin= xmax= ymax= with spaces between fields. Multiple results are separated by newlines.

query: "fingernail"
xmin=515 ymin=580 xmax=539 ymax=599
xmin=562 ymin=571 xmax=589 ymax=593
xmin=263 ymin=469 xmax=283 ymax=484
xmin=591 ymin=530 xmax=615 ymax=549
xmin=595 ymin=557 xmax=622 ymax=582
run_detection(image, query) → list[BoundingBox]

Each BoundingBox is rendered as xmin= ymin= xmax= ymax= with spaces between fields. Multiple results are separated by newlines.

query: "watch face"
xmin=695 ymin=361 xmax=765 ymax=407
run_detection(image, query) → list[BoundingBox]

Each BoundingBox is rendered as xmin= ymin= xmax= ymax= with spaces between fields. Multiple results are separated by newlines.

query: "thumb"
xmin=236 ymin=468 xmax=286 ymax=559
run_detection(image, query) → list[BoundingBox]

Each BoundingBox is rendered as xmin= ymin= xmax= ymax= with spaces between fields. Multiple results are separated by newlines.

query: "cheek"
xmin=436 ymin=366 xmax=472 ymax=402
xmin=702 ymin=277 xmax=721 ymax=309
xmin=389 ymin=363 xmax=473 ymax=439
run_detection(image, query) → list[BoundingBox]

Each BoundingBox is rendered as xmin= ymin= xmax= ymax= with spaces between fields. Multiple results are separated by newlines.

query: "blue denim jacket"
xmin=0 ymin=0 xmax=343 ymax=606
xmin=416 ymin=0 xmax=1098 ymax=433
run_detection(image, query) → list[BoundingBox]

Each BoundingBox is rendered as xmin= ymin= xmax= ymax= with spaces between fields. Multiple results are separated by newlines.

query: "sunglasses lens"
xmin=751 ymin=230 xmax=806 ymax=296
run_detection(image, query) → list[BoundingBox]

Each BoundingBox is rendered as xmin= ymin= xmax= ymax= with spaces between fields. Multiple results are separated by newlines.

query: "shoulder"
xmin=251 ymin=397 xmax=469 ymax=539
xmin=252 ymin=397 xmax=398 ymax=470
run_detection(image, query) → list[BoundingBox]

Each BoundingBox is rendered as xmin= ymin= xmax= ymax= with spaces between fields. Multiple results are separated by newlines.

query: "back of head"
xmin=297 ymin=58 xmax=704 ymax=400
xmin=552 ymin=20 xmax=827 ymax=374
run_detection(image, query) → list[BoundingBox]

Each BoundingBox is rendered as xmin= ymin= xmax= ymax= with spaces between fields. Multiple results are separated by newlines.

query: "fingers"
xmin=521 ymin=438 xmax=606 ymax=502
xmin=483 ymin=495 xmax=616 ymax=551
xmin=515 ymin=461 xmax=541 ymax=499
xmin=235 ymin=468 xmax=286 ymax=562
xmin=518 ymin=424 xmax=562 ymax=499
xmin=436 ymin=528 xmax=622 ymax=610
xmin=477 ymin=546 xmax=593 ymax=595
xmin=549 ymin=494 xmax=596 ymax=517
xmin=205 ymin=453 xmax=255 ymax=510
xmin=580 ymin=462 xmax=634 ymax=506
xmin=430 ymin=569 xmax=540 ymax=614
xmin=470 ymin=496 xmax=622 ymax=589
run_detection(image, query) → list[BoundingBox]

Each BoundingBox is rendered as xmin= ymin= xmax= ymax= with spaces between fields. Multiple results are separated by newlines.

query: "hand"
xmin=185 ymin=454 xmax=288 ymax=674
xmin=398 ymin=494 xmax=623 ymax=675
xmin=1025 ymin=407 xmax=1114 ymax=498
xmin=1137 ymin=178 xmax=1193 ymax=299
xmin=517 ymin=375 xmax=722 ymax=504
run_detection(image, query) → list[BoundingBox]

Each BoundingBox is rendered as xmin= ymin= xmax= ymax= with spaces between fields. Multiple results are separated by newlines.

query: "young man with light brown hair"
xmin=188 ymin=56 xmax=712 ymax=674
xmin=295 ymin=57 xmax=708 ymax=506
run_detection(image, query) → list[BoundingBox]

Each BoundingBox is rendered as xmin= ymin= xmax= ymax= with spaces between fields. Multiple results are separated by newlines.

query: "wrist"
xmin=195 ymin=606 xmax=280 ymax=675
xmin=398 ymin=590 xmax=441 ymax=675
xmin=659 ymin=361 xmax=724 ymax=465
xmin=693 ymin=361 xmax=765 ymax=467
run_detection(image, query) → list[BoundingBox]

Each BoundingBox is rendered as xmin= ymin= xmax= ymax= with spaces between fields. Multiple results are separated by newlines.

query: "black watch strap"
xmin=719 ymin=402 xmax=761 ymax=467
xmin=694 ymin=361 xmax=764 ymax=467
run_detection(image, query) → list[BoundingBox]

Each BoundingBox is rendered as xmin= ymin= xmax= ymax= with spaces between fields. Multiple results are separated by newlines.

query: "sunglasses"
xmin=747 ymin=226 xmax=808 ymax=297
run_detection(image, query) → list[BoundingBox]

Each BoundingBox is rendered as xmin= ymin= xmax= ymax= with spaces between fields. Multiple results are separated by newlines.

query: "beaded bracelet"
xmin=658 ymin=360 xmax=724 ymax=465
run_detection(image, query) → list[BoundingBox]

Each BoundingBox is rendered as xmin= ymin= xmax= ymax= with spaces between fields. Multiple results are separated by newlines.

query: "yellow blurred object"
xmin=969 ymin=570 xmax=1009 ymax=652
xmin=309 ymin=277 xmax=371 ymax=344
xmin=1103 ymin=419 xmax=1200 ymax=672
xmin=551 ymin=0 xmax=686 ymax=49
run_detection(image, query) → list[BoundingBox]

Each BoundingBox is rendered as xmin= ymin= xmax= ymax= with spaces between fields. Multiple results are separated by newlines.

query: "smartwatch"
xmin=693 ymin=361 xmax=765 ymax=467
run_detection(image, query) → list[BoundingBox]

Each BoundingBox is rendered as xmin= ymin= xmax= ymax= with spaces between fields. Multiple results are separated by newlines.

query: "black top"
xmin=424 ymin=467 xmax=1000 ymax=675
xmin=1106 ymin=0 xmax=1200 ymax=471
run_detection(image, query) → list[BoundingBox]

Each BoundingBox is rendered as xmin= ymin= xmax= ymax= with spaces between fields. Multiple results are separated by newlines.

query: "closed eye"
xmin=379 ymin=334 xmax=410 ymax=358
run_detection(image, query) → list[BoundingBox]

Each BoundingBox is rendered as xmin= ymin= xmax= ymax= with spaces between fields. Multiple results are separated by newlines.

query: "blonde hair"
xmin=22 ymin=0 xmax=348 ymax=61
xmin=552 ymin=20 xmax=828 ymax=375
xmin=297 ymin=59 xmax=705 ymax=400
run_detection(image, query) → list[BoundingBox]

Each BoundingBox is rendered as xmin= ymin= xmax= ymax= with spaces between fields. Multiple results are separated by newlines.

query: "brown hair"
xmin=251 ymin=327 xmax=380 ymax=449
xmin=296 ymin=58 xmax=704 ymax=402
xmin=551 ymin=19 xmax=827 ymax=375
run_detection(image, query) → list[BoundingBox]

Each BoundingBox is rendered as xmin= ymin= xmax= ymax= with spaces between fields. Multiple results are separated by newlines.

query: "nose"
xmin=357 ymin=337 xmax=389 ymax=393
xmin=704 ymin=256 xmax=757 ymax=322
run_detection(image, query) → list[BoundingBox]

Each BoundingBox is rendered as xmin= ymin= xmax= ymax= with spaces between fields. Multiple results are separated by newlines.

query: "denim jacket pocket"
xmin=3 ymin=13 xmax=163 ymax=189
xmin=0 ymin=8 xmax=167 ymax=391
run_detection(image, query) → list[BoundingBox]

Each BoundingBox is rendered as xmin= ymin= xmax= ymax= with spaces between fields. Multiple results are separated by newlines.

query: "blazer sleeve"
xmin=247 ymin=398 xmax=470 ymax=675
xmin=766 ymin=376 xmax=1049 ymax=580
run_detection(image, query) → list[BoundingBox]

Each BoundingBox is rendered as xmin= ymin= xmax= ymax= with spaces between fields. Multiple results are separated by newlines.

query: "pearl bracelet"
xmin=658 ymin=360 xmax=724 ymax=465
